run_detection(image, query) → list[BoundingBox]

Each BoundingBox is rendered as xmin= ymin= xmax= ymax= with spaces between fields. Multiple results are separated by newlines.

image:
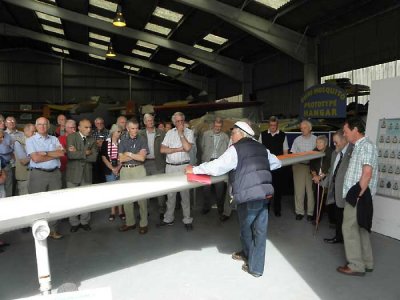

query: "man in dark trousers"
xmin=259 ymin=116 xmax=288 ymax=216
xmin=186 ymin=121 xmax=281 ymax=277
xmin=324 ymin=129 xmax=353 ymax=244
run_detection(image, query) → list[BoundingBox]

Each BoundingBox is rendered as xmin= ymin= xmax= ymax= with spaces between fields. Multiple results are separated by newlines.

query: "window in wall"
xmin=89 ymin=41 xmax=108 ymax=51
xmin=144 ymin=23 xmax=172 ymax=36
xmin=89 ymin=53 xmax=106 ymax=60
xmin=254 ymin=0 xmax=292 ymax=10
xmin=35 ymin=12 xmax=61 ymax=24
xmin=321 ymin=60 xmax=400 ymax=104
xmin=136 ymin=40 xmax=158 ymax=50
xmin=193 ymin=44 xmax=214 ymax=52
xmin=203 ymin=33 xmax=228 ymax=45
xmin=124 ymin=65 xmax=140 ymax=72
xmin=41 ymin=24 xmax=64 ymax=35
xmin=89 ymin=0 xmax=117 ymax=12
xmin=177 ymin=57 xmax=195 ymax=65
xmin=132 ymin=49 xmax=152 ymax=58
xmin=153 ymin=7 xmax=183 ymax=23
xmin=169 ymin=64 xmax=186 ymax=71
xmin=52 ymin=47 xmax=69 ymax=55
xmin=88 ymin=12 xmax=113 ymax=23
xmin=89 ymin=32 xmax=111 ymax=43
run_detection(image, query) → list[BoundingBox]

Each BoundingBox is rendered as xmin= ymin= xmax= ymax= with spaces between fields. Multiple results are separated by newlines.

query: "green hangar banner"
xmin=300 ymin=84 xmax=347 ymax=118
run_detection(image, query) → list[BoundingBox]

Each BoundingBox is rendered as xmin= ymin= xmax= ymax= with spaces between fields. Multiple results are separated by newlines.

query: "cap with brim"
xmin=231 ymin=121 xmax=255 ymax=136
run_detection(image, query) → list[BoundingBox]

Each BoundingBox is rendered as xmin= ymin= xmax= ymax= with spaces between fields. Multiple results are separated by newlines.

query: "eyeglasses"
xmin=6 ymin=120 xmax=15 ymax=123
xmin=36 ymin=123 xmax=49 ymax=126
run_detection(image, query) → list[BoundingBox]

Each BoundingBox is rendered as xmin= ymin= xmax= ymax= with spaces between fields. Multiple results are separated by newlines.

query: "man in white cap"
xmin=186 ymin=120 xmax=281 ymax=277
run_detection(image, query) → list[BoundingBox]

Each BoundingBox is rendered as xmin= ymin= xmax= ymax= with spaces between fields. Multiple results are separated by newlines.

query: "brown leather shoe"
xmin=139 ymin=226 xmax=148 ymax=234
xmin=49 ymin=231 xmax=63 ymax=240
xmin=119 ymin=224 xmax=136 ymax=232
xmin=336 ymin=265 xmax=365 ymax=276
xmin=232 ymin=251 xmax=247 ymax=262
xmin=242 ymin=263 xmax=262 ymax=277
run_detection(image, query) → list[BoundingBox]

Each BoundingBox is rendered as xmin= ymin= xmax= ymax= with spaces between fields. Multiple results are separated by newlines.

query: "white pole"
xmin=32 ymin=220 xmax=52 ymax=295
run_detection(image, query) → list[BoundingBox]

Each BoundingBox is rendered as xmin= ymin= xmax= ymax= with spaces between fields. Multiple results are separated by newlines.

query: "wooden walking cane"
xmin=314 ymin=186 xmax=326 ymax=234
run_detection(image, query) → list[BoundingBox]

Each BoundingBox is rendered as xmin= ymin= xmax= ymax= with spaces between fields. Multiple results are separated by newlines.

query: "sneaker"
xmin=232 ymin=251 xmax=247 ymax=262
xmin=157 ymin=220 xmax=174 ymax=227
xmin=49 ymin=231 xmax=63 ymax=240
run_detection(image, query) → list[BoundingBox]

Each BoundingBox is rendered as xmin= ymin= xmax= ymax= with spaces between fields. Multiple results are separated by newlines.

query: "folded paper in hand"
xmin=187 ymin=173 xmax=211 ymax=185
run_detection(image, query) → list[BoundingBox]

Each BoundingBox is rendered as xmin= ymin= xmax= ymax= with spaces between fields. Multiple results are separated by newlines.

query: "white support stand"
xmin=32 ymin=220 xmax=52 ymax=295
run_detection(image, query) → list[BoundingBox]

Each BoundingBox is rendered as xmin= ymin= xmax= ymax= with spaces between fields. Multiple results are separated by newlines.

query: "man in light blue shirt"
xmin=26 ymin=117 xmax=64 ymax=239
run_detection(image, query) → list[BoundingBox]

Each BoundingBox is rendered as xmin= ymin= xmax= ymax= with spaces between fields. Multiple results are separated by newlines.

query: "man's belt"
xmin=122 ymin=164 xmax=142 ymax=168
xmin=31 ymin=167 xmax=59 ymax=172
xmin=166 ymin=161 xmax=190 ymax=166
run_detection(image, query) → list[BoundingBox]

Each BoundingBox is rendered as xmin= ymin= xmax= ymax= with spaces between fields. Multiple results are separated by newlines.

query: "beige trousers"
xmin=342 ymin=202 xmax=373 ymax=272
xmin=120 ymin=165 xmax=148 ymax=227
xmin=292 ymin=164 xmax=314 ymax=216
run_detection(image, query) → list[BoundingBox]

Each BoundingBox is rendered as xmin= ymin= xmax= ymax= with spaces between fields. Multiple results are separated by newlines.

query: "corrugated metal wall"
xmin=320 ymin=8 xmax=400 ymax=76
xmin=252 ymin=54 xmax=304 ymax=119
xmin=0 ymin=49 xmax=189 ymax=108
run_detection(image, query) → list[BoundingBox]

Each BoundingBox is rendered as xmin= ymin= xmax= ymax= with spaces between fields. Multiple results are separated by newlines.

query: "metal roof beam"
xmin=0 ymin=23 xmax=206 ymax=90
xmin=2 ymin=0 xmax=245 ymax=82
xmin=174 ymin=0 xmax=311 ymax=63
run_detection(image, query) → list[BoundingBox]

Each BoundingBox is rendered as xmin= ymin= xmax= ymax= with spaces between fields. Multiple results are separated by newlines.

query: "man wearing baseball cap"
xmin=186 ymin=120 xmax=281 ymax=277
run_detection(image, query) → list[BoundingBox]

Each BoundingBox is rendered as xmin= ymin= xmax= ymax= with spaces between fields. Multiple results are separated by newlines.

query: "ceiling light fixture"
xmin=106 ymin=42 xmax=116 ymax=57
xmin=113 ymin=5 xmax=126 ymax=27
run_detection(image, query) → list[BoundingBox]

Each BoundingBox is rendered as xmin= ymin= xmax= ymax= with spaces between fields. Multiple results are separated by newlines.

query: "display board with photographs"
xmin=377 ymin=118 xmax=400 ymax=199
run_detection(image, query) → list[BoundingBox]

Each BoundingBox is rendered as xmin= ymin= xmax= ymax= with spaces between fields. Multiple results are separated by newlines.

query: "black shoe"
xmin=220 ymin=215 xmax=230 ymax=222
xmin=70 ymin=225 xmax=80 ymax=233
xmin=324 ymin=237 xmax=343 ymax=244
xmin=275 ymin=212 xmax=281 ymax=217
xmin=81 ymin=224 xmax=91 ymax=231
xmin=201 ymin=208 xmax=210 ymax=215
xmin=307 ymin=215 xmax=314 ymax=222
xmin=295 ymin=214 xmax=304 ymax=220
xmin=184 ymin=224 xmax=193 ymax=231
xmin=157 ymin=220 xmax=174 ymax=227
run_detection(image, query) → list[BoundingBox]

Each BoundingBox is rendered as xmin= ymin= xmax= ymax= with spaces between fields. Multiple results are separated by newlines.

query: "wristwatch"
xmin=44 ymin=151 xmax=48 ymax=156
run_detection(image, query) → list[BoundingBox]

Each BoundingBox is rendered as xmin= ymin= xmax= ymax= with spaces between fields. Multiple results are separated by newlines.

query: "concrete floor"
xmin=1 ymin=194 xmax=399 ymax=300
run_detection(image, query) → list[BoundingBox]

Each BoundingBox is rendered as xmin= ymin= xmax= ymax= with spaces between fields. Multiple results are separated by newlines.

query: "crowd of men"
xmin=0 ymin=113 xmax=378 ymax=278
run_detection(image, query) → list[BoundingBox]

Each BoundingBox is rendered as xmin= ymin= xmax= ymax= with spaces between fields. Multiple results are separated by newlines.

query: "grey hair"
xmin=301 ymin=120 xmax=312 ymax=131
xmin=171 ymin=112 xmax=185 ymax=125
xmin=65 ymin=119 xmax=76 ymax=127
xmin=109 ymin=124 xmax=123 ymax=137
xmin=214 ymin=117 xmax=223 ymax=125
xmin=316 ymin=135 xmax=328 ymax=145
xmin=35 ymin=117 xmax=50 ymax=126
xmin=143 ymin=113 xmax=154 ymax=123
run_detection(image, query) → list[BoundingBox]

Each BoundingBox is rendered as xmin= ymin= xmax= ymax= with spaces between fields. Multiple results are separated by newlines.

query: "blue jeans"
xmin=105 ymin=173 xmax=119 ymax=182
xmin=237 ymin=199 xmax=269 ymax=276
